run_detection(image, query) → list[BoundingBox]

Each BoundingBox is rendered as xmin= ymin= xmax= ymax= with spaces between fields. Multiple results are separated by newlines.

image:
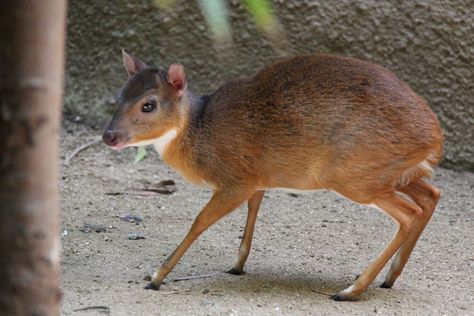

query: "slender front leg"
xmin=145 ymin=190 xmax=250 ymax=290
xmin=227 ymin=190 xmax=265 ymax=275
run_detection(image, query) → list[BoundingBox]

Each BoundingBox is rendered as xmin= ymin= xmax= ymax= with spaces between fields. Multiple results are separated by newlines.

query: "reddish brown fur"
xmin=163 ymin=55 xmax=442 ymax=200
xmin=103 ymin=52 xmax=443 ymax=300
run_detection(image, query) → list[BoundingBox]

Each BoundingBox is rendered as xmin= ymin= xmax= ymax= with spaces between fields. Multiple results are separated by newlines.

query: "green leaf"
xmin=134 ymin=146 xmax=147 ymax=164
xmin=243 ymin=0 xmax=275 ymax=29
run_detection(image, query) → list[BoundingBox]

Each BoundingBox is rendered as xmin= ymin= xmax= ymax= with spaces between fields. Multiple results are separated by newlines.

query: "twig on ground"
xmin=172 ymin=272 xmax=220 ymax=282
xmin=73 ymin=305 xmax=110 ymax=313
xmin=65 ymin=138 xmax=101 ymax=166
xmin=105 ymin=180 xmax=177 ymax=196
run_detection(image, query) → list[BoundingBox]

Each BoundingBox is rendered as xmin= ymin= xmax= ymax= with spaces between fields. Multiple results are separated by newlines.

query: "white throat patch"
xmin=125 ymin=129 xmax=178 ymax=157
xmin=152 ymin=129 xmax=178 ymax=156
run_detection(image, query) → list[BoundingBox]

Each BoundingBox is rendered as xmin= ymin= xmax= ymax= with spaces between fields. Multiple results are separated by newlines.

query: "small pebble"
xmin=80 ymin=223 xmax=106 ymax=233
xmin=119 ymin=214 xmax=144 ymax=224
xmin=128 ymin=232 xmax=145 ymax=240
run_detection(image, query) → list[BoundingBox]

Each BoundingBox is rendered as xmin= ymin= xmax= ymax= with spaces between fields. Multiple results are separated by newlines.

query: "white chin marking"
xmin=153 ymin=129 xmax=178 ymax=156
xmin=125 ymin=129 xmax=178 ymax=157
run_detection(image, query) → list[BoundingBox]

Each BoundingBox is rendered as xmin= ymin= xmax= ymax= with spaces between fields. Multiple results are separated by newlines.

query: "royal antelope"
xmin=103 ymin=51 xmax=443 ymax=300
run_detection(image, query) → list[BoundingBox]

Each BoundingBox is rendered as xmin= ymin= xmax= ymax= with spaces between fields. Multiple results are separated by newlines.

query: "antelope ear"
xmin=122 ymin=49 xmax=148 ymax=76
xmin=167 ymin=64 xmax=186 ymax=98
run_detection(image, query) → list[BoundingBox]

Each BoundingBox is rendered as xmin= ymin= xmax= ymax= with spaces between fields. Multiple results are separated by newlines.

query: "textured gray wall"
xmin=66 ymin=0 xmax=474 ymax=170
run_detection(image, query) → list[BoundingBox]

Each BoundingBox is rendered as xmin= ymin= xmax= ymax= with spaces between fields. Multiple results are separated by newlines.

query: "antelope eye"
xmin=142 ymin=100 xmax=157 ymax=113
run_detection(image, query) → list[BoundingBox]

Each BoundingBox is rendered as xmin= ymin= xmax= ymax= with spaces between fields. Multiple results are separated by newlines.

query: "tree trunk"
xmin=0 ymin=1 xmax=67 ymax=315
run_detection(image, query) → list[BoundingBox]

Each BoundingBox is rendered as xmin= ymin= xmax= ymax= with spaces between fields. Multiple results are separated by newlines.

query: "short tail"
xmin=397 ymin=139 xmax=443 ymax=188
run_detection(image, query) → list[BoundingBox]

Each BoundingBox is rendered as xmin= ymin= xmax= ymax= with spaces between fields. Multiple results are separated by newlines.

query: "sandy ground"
xmin=60 ymin=123 xmax=474 ymax=316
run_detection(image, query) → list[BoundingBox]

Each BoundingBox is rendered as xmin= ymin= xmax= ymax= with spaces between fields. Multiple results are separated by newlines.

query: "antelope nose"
xmin=102 ymin=129 xmax=120 ymax=147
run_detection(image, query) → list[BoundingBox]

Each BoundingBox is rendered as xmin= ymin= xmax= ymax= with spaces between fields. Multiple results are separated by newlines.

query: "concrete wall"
xmin=66 ymin=0 xmax=474 ymax=170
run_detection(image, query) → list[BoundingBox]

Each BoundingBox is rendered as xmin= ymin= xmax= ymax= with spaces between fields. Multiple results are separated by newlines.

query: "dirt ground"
xmin=60 ymin=123 xmax=474 ymax=316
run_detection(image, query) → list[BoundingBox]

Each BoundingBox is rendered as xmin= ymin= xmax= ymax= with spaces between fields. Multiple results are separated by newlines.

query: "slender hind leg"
xmin=332 ymin=192 xmax=422 ymax=301
xmin=381 ymin=179 xmax=440 ymax=288
xmin=227 ymin=190 xmax=265 ymax=275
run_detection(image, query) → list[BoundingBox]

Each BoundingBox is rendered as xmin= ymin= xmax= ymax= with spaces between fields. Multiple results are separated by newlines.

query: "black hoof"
xmin=380 ymin=281 xmax=392 ymax=289
xmin=226 ymin=268 xmax=244 ymax=275
xmin=330 ymin=294 xmax=346 ymax=301
xmin=330 ymin=294 xmax=356 ymax=301
xmin=144 ymin=282 xmax=161 ymax=290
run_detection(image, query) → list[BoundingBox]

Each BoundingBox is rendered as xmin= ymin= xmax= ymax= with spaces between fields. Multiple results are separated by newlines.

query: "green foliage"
xmin=152 ymin=0 xmax=280 ymax=43
xmin=199 ymin=0 xmax=232 ymax=43
xmin=243 ymin=0 xmax=275 ymax=30
xmin=134 ymin=146 xmax=147 ymax=164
